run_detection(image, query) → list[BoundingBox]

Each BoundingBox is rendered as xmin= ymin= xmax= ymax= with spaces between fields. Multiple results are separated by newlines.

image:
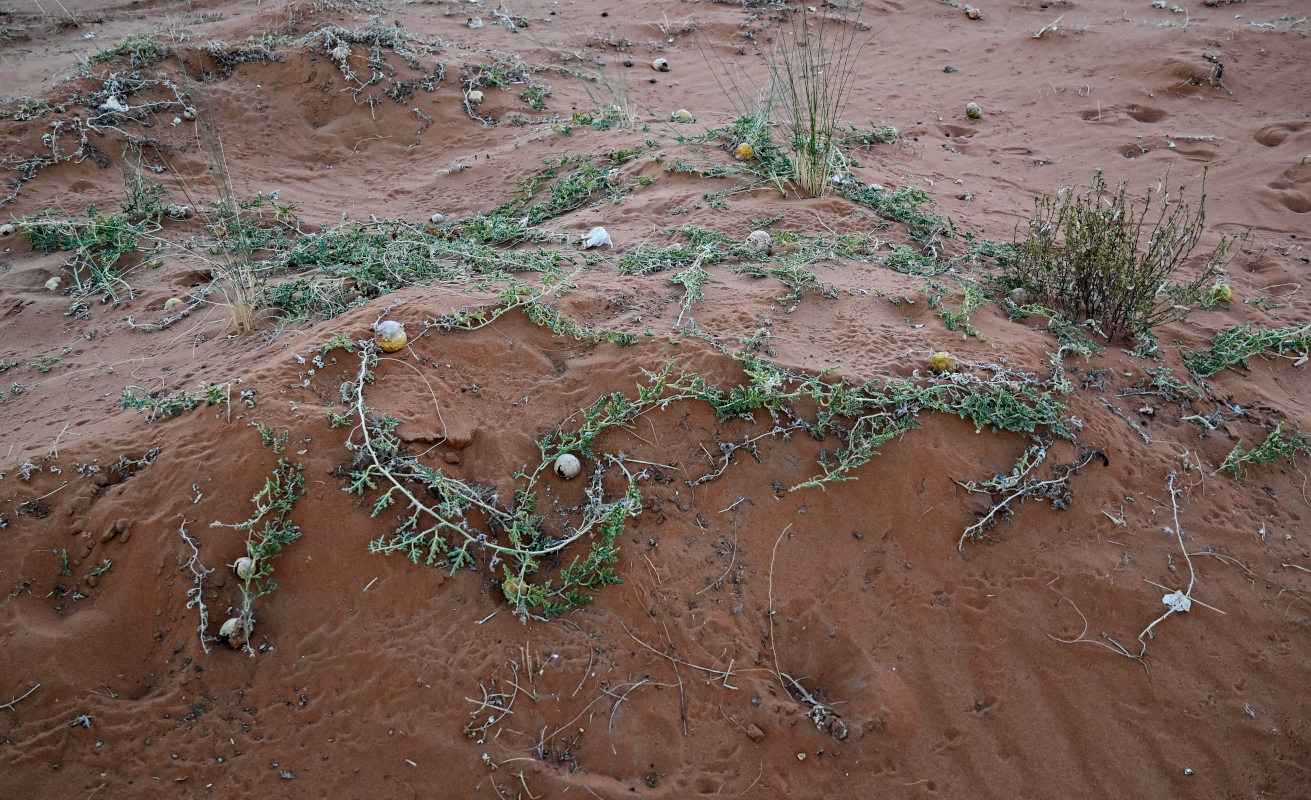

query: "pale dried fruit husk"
xmin=580 ymin=227 xmax=613 ymax=249
xmin=744 ymin=230 xmax=772 ymax=255
xmin=234 ymin=556 xmax=257 ymax=580
xmin=218 ymin=617 xmax=250 ymax=648
xmin=554 ymin=453 xmax=581 ymax=479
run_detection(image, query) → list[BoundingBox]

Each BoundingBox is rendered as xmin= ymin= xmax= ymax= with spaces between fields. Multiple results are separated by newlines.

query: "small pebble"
xmin=623 ymin=59 xmax=634 ymax=67
xmin=943 ymin=65 xmax=958 ymax=73
xmin=45 ymin=276 xmax=61 ymax=291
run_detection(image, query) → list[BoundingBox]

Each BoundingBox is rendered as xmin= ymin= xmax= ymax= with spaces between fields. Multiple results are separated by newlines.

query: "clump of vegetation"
xmin=343 ymin=343 xmax=651 ymax=621
xmin=213 ymin=456 xmax=305 ymax=652
xmin=336 ymin=321 xmax=1078 ymax=621
xmin=429 ymin=273 xmax=636 ymax=346
xmin=88 ymin=34 xmax=167 ymax=67
xmin=1220 ymin=422 xmax=1311 ymax=477
xmin=1182 ymin=323 xmax=1311 ymax=377
xmin=461 ymin=52 xmax=551 ymax=115
xmin=1008 ymin=170 xmax=1241 ymax=342
xmin=840 ymin=183 xmax=953 ymax=251
xmin=121 ymin=382 xmax=232 ymax=422
xmin=19 ymin=168 xmax=169 ymax=301
xmin=955 ymin=447 xmax=1105 ymax=548
xmin=296 ymin=20 xmax=445 ymax=107
xmin=766 ymin=5 xmax=874 ymax=196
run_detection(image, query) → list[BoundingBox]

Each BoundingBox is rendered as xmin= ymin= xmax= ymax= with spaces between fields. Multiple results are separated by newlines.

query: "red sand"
xmin=2 ymin=1 xmax=1309 ymax=797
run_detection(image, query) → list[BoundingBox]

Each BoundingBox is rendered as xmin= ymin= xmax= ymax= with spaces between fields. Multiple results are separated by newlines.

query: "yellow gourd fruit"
xmin=502 ymin=576 xmax=526 ymax=603
xmin=930 ymin=351 xmax=958 ymax=372
xmin=374 ymin=320 xmax=407 ymax=352
xmin=1211 ymin=283 xmax=1233 ymax=303
xmin=734 ymin=141 xmax=755 ymax=160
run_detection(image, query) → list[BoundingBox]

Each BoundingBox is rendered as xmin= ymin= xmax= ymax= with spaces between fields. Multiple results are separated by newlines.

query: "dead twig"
xmin=617 ymin=620 xmax=737 ymax=686
xmin=177 ymin=519 xmax=213 ymax=654
xmin=604 ymin=677 xmax=652 ymax=753
xmin=767 ymin=524 xmax=792 ymax=691
xmin=695 ymin=522 xmax=738 ymax=595
xmin=0 ymin=683 xmax=40 ymax=712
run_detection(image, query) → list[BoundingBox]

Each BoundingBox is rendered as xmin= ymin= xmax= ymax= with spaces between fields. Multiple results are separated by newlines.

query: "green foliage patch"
xmin=1007 ymin=170 xmax=1241 ymax=342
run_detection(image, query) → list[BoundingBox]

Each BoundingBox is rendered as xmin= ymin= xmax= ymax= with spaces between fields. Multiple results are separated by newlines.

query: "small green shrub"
xmin=1009 ymin=170 xmax=1241 ymax=342
xmin=88 ymin=34 xmax=166 ymax=66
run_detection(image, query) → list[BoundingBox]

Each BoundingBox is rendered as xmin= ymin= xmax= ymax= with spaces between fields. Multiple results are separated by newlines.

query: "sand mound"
xmin=2 ymin=1 xmax=1309 ymax=798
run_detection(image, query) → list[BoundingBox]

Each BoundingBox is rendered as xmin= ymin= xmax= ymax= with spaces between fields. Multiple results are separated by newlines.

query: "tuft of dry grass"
xmin=766 ymin=5 xmax=875 ymax=197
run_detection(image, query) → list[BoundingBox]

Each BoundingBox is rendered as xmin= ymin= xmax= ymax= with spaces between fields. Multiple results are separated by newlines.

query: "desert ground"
xmin=1 ymin=0 xmax=1310 ymax=797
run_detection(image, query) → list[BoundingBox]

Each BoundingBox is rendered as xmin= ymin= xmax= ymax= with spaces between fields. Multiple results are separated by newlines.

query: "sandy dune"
xmin=1 ymin=1 xmax=1309 ymax=797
